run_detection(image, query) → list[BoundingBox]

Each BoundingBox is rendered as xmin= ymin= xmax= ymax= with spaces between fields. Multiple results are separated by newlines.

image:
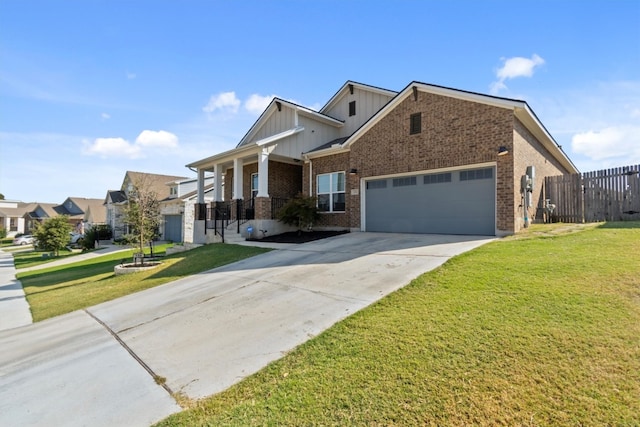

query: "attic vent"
xmin=348 ymin=84 xmax=354 ymax=94
xmin=349 ymin=101 xmax=356 ymax=117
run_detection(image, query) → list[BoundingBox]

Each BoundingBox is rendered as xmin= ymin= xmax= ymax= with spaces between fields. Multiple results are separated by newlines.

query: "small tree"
xmin=33 ymin=216 xmax=73 ymax=256
xmin=123 ymin=175 xmax=161 ymax=263
xmin=277 ymin=194 xmax=320 ymax=235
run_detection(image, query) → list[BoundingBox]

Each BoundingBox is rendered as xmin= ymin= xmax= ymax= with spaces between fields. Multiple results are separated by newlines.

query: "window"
xmin=251 ymin=173 xmax=259 ymax=200
xmin=424 ymin=173 xmax=452 ymax=184
xmin=366 ymin=179 xmax=387 ymax=190
xmin=169 ymin=186 xmax=178 ymax=196
xmin=460 ymin=168 xmax=493 ymax=181
xmin=410 ymin=112 xmax=422 ymax=134
xmin=349 ymin=101 xmax=356 ymax=117
xmin=9 ymin=218 xmax=17 ymax=232
xmin=393 ymin=176 xmax=417 ymax=187
xmin=317 ymin=172 xmax=345 ymax=212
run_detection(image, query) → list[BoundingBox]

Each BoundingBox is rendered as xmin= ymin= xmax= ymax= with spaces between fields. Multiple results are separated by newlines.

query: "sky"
xmin=1 ymin=0 xmax=639 ymax=203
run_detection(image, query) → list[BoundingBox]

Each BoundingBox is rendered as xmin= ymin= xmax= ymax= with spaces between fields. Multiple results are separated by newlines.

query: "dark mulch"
xmin=247 ymin=230 xmax=349 ymax=244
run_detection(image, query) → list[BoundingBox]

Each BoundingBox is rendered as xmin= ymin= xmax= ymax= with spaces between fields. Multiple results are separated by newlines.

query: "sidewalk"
xmin=0 ymin=243 xmax=130 ymax=332
xmin=17 ymin=242 xmax=130 ymax=273
xmin=0 ymin=250 xmax=32 ymax=331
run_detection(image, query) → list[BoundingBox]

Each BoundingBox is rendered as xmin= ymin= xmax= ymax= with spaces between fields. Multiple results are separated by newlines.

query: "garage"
xmin=164 ymin=215 xmax=183 ymax=242
xmin=364 ymin=166 xmax=496 ymax=235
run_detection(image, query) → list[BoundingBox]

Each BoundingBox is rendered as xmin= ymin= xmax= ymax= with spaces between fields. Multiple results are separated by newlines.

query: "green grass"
xmin=156 ymin=222 xmax=640 ymax=426
xmin=12 ymin=247 xmax=88 ymax=268
xmin=19 ymin=244 xmax=271 ymax=321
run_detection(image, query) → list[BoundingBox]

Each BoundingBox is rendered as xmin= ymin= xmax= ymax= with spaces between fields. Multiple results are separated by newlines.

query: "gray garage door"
xmin=164 ymin=215 xmax=183 ymax=242
xmin=365 ymin=167 xmax=495 ymax=235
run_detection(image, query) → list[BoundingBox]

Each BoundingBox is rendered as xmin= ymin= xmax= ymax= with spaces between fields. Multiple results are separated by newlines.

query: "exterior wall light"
xmin=349 ymin=168 xmax=358 ymax=175
xmin=498 ymin=146 xmax=509 ymax=156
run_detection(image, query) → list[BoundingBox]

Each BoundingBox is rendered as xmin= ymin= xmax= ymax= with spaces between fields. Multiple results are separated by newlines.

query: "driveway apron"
xmin=0 ymin=233 xmax=493 ymax=426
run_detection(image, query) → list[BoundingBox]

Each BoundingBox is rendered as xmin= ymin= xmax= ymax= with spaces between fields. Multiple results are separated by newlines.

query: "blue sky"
xmin=1 ymin=0 xmax=639 ymax=203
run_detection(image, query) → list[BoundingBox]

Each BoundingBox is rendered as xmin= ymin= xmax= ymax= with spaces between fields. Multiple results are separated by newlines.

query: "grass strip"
xmin=156 ymin=222 xmax=640 ymax=426
xmin=19 ymin=244 xmax=271 ymax=322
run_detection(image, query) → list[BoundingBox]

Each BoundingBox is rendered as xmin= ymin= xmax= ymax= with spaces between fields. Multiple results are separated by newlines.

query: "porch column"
xmin=233 ymin=158 xmax=244 ymax=199
xmin=213 ymin=163 xmax=223 ymax=202
xmin=257 ymin=147 xmax=271 ymax=198
xmin=197 ymin=168 xmax=205 ymax=204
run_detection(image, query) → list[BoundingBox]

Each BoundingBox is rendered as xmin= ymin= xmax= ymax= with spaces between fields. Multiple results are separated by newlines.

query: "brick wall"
xmin=224 ymin=160 xmax=302 ymax=203
xmin=303 ymin=152 xmax=351 ymax=228
xmin=512 ymin=118 xmax=571 ymax=231
xmin=350 ymin=91 xmax=513 ymax=232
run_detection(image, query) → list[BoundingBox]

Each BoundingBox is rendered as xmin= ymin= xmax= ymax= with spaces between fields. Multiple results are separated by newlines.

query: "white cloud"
xmin=126 ymin=72 xmax=137 ymax=80
xmin=245 ymin=94 xmax=277 ymax=114
xmin=491 ymin=54 xmax=545 ymax=94
xmin=135 ymin=130 xmax=178 ymax=148
xmin=202 ymin=91 xmax=241 ymax=113
xmin=82 ymin=130 xmax=179 ymax=159
xmin=571 ymin=125 xmax=640 ymax=163
xmin=101 ymin=112 xmax=110 ymax=120
xmin=82 ymin=137 xmax=142 ymax=159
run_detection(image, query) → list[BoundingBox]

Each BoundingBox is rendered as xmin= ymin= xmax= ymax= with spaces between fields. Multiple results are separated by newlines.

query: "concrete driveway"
xmin=0 ymin=232 xmax=493 ymax=426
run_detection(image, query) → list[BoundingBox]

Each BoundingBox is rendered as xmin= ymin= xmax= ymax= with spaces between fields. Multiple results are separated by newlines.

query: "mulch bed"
xmin=247 ymin=230 xmax=349 ymax=244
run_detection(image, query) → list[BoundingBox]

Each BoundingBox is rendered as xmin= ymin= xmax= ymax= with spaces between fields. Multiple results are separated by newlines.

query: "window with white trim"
xmin=317 ymin=172 xmax=345 ymax=212
xmin=251 ymin=173 xmax=259 ymax=200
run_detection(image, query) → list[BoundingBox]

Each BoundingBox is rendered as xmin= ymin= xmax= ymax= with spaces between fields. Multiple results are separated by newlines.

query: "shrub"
xmin=32 ymin=216 xmax=73 ymax=256
xmin=0 ymin=227 xmax=6 ymax=239
xmin=277 ymin=194 xmax=320 ymax=234
xmin=81 ymin=228 xmax=97 ymax=251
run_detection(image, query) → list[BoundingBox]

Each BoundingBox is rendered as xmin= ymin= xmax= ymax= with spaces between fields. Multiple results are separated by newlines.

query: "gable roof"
xmin=123 ymin=171 xmax=189 ymax=199
xmin=105 ymin=190 xmax=127 ymax=204
xmin=0 ymin=202 xmax=38 ymax=218
xmin=25 ymin=203 xmax=58 ymax=219
xmin=319 ymin=80 xmax=397 ymax=115
xmin=305 ymin=81 xmax=578 ymax=174
xmin=236 ymin=97 xmax=344 ymax=148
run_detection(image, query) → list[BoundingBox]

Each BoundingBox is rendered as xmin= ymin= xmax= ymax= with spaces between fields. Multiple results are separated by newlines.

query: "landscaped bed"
xmin=156 ymin=222 xmax=640 ymax=426
xmin=248 ymin=229 xmax=349 ymax=244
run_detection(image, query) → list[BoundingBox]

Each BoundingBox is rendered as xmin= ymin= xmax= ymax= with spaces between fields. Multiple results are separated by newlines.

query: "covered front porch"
xmin=189 ymin=147 xmax=303 ymax=243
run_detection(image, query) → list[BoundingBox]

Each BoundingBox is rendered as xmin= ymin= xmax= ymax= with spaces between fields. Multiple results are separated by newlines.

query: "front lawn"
xmin=19 ymin=244 xmax=271 ymax=321
xmin=13 ymin=247 xmax=86 ymax=269
xmin=157 ymin=222 xmax=640 ymax=426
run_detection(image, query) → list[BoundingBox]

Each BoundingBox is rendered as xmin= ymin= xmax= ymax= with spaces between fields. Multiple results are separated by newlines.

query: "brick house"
xmin=187 ymin=81 xmax=577 ymax=243
xmin=105 ymin=171 xmax=188 ymax=240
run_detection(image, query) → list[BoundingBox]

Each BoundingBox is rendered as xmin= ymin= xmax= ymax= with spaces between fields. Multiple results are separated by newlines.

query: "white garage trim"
xmin=360 ymin=162 xmax=497 ymax=235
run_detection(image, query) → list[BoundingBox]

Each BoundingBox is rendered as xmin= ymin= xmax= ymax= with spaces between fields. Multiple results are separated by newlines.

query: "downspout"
xmin=309 ymin=158 xmax=313 ymax=196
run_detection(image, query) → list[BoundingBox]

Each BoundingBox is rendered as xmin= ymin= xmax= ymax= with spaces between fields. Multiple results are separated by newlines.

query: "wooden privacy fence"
xmin=544 ymin=164 xmax=640 ymax=223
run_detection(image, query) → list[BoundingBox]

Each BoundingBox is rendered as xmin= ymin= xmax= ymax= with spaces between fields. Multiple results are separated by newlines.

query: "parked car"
xmin=69 ymin=233 xmax=84 ymax=244
xmin=13 ymin=235 xmax=35 ymax=245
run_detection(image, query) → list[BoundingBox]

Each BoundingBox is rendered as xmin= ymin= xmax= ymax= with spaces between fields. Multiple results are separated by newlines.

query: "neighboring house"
xmin=159 ymin=176 xmax=215 ymax=243
xmin=56 ymin=197 xmax=106 ymax=233
xmin=0 ymin=200 xmax=39 ymax=237
xmin=105 ymin=171 xmax=188 ymax=240
xmin=23 ymin=203 xmax=60 ymax=233
xmin=18 ymin=198 xmax=105 ymax=234
xmin=187 ymin=80 xmax=578 ymax=243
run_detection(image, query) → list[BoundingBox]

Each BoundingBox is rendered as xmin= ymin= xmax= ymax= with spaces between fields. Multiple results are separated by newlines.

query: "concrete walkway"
xmin=0 ymin=243 xmax=132 ymax=332
xmin=0 ymin=233 xmax=494 ymax=426
xmin=0 ymin=250 xmax=32 ymax=330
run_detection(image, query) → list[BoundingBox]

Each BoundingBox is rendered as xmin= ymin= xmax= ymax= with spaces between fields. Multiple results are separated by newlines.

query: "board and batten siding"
xmin=252 ymin=107 xmax=296 ymax=142
xmin=323 ymin=87 xmax=395 ymax=137
xmin=272 ymin=116 xmax=340 ymax=159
